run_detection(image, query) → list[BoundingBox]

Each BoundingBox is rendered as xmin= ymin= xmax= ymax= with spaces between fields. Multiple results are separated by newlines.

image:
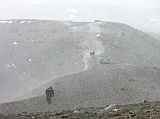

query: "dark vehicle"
xmin=99 ymin=53 xmax=110 ymax=64
xmin=45 ymin=86 xmax=54 ymax=104
xmin=90 ymin=51 xmax=95 ymax=57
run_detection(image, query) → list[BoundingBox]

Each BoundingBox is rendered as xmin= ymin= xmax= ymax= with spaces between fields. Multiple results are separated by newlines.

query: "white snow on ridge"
xmin=19 ymin=20 xmax=32 ymax=24
xmin=20 ymin=21 xmax=25 ymax=24
xmin=8 ymin=21 xmax=13 ymax=24
xmin=6 ymin=63 xmax=16 ymax=68
xmin=12 ymin=41 xmax=18 ymax=45
xmin=26 ymin=58 xmax=32 ymax=63
xmin=6 ymin=64 xmax=11 ymax=68
xmin=11 ymin=64 xmax=15 ymax=67
xmin=96 ymin=33 xmax=101 ymax=38
xmin=0 ymin=21 xmax=8 ymax=23
xmin=0 ymin=20 xmax=32 ymax=24
xmin=0 ymin=20 xmax=13 ymax=24
xmin=28 ymin=58 xmax=32 ymax=62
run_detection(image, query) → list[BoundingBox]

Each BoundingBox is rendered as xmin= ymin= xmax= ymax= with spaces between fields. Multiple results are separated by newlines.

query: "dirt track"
xmin=1 ymin=101 xmax=160 ymax=119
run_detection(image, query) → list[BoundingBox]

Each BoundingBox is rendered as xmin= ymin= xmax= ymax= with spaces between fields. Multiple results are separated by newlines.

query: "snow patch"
xmin=8 ymin=21 xmax=13 ymax=24
xmin=12 ymin=41 xmax=18 ymax=45
xmin=6 ymin=64 xmax=11 ymax=68
xmin=28 ymin=58 xmax=32 ymax=62
xmin=6 ymin=63 xmax=16 ymax=68
xmin=0 ymin=20 xmax=14 ymax=24
xmin=0 ymin=21 xmax=8 ymax=23
xmin=26 ymin=58 xmax=32 ymax=63
xmin=104 ymin=104 xmax=116 ymax=111
xmin=11 ymin=64 xmax=15 ymax=67
xmin=20 ymin=21 xmax=25 ymax=24
xmin=96 ymin=32 xmax=101 ymax=38
xmin=113 ymin=109 xmax=118 ymax=112
xmin=73 ymin=110 xmax=80 ymax=114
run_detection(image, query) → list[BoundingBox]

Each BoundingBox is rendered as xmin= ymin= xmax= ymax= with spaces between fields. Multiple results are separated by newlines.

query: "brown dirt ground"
xmin=1 ymin=101 xmax=160 ymax=119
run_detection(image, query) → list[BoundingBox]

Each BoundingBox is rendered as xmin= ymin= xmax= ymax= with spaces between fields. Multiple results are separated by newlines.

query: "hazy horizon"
xmin=0 ymin=0 xmax=160 ymax=33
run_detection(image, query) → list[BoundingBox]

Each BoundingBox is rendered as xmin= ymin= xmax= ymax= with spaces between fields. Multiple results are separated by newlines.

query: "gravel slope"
xmin=1 ymin=20 xmax=160 ymax=103
xmin=1 ymin=64 xmax=160 ymax=114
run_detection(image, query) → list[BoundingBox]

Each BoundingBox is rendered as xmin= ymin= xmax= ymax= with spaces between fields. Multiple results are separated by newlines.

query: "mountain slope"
xmin=1 ymin=20 xmax=160 ymax=103
xmin=1 ymin=64 xmax=160 ymax=114
xmin=147 ymin=32 xmax=160 ymax=40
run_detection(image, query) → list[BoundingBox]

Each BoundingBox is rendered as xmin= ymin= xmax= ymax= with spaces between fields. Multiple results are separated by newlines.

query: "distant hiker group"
xmin=45 ymin=86 xmax=54 ymax=104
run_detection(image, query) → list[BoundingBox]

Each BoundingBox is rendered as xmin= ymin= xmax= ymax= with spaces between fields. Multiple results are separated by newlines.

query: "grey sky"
xmin=0 ymin=0 xmax=160 ymax=32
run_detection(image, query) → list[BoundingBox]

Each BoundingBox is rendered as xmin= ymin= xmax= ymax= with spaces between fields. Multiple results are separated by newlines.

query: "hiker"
xmin=90 ymin=51 xmax=95 ymax=57
xmin=45 ymin=86 xmax=54 ymax=104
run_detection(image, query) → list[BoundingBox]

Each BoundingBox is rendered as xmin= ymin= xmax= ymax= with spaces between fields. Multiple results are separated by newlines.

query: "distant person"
xmin=45 ymin=86 xmax=54 ymax=104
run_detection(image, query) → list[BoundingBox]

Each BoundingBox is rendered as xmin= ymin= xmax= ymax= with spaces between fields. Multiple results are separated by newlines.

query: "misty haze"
xmin=1 ymin=0 xmax=160 ymax=119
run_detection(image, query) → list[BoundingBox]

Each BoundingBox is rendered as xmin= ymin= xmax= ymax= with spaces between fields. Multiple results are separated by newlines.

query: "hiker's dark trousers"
xmin=46 ymin=96 xmax=51 ymax=104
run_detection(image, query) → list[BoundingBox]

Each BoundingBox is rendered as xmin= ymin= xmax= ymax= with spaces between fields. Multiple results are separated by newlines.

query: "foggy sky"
xmin=0 ymin=0 xmax=160 ymax=32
